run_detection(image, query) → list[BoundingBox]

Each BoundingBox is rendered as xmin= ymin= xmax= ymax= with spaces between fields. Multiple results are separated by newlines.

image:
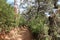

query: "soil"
xmin=0 ymin=26 xmax=32 ymax=40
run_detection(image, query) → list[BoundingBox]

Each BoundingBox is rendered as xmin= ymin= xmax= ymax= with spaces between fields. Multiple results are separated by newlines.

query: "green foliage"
xmin=0 ymin=0 xmax=18 ymax=32
xmin=28 ymin=13 xmax=46 ymax=33
xmin=19 ymin=15 xmax=26 ymax=26
xmin=20 ymin=12 xmax=46 ymax=35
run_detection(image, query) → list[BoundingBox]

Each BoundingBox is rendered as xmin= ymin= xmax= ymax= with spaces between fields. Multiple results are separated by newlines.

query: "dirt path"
xmin=0 ymin=26 xmax=32 ymax=40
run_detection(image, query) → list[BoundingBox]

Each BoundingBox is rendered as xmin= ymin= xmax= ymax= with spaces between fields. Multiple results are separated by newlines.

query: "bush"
xmin=0 ymin=0 xmax=19 ymax=32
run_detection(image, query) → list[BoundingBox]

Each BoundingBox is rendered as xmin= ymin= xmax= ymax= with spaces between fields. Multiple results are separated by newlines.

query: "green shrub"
xmin=27 ymin=13 xmax=46 ymax=33
xmin=0 ymin=0 xmax=19 ymax=32
xmin=19 ymin=15 xmax=26 ymax=26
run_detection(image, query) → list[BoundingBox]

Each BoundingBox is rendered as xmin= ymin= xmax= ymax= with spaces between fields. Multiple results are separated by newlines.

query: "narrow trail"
xmin=0 ymin=26 xmax=32 ymax=40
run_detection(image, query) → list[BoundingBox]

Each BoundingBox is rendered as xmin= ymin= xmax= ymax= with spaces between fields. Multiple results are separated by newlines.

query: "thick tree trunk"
xmin=48 ymin=14 xmax=57 ymax=40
